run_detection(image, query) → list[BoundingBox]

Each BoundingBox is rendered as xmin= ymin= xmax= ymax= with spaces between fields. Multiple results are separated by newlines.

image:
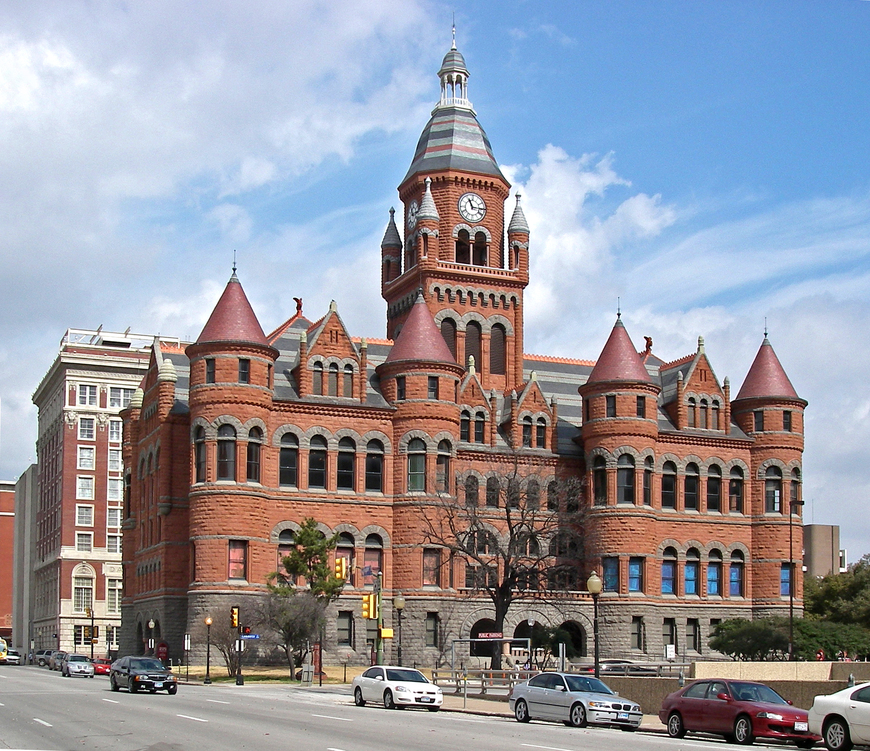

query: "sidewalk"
xmin=439 ymin=692 xmax=666 ymax=732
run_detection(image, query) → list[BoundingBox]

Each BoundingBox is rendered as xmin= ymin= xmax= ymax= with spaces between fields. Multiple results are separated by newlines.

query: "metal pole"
xmin=397 ymin=608 xmax=403 ymax=667
xmin=204 ymin=621 xmax=212 ymax=684
xmin=375 ymin=572 xmax=384 ymax=665
xmin=90 ymin=609 xmax=95 ymax=660
xmin=592 ymin=592 xmax=600 ymax=679
xmin=789 ymin=505 xmax=795 ymax=661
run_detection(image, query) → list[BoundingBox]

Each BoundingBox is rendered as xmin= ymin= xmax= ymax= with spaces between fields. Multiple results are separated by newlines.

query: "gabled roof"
xmin=196 ymin=272 xmax=269 ymax=347
xmin=736 ymin=336 xmax=800 ymax=400
xmin=383 ymin=292 xmax=455 ymax=365
xmin=585 ymin=317 xmax=653 ymax=385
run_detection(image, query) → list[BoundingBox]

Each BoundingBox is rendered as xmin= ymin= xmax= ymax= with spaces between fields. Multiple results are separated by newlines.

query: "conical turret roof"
xmin=383 ymin=292 xmax=455 ymax=365
xmin=508 ymin=193 xmax=530 ymax=234
xmin=381 ymin=208 xmax=402 ymax=248
xmin=196 ymin=271 xmax=269 ymax=347
xmin=417 ymin=177 xmax=440 ymax=222
xmin=736 ymin=336 xmax=800 ymax=400
xmin=586 ymin=317 xmax=652 ymax=385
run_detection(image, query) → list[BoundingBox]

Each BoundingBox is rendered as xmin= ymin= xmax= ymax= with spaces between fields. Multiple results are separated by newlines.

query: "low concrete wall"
xmin=606 ymin=676 xmax=851 ymax=716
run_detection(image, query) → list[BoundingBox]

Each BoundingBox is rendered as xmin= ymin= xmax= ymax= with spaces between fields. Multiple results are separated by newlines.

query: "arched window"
xmin=490 ymin=324 xmax=506 ymax=375
xmin=465 ymin=476 xmax=479 ymax=506
xmin=536 ymin=418 xmax=547 ymax=449
xmin=312 ymin=361 xmax=324 ymax=395
xmin=441 ymin=318 xmax=457 ymax=361
xmin=643 ymin=456 xmax=653 ymax=505
xmin=507 ymin=478 xmax=521 ymax=508
xmin=465 ymin=321 xmax=482 ymax=369
xmin=729 ymin=467 xmax=744 ymax=513
xmin=407 ymin=438 xmax=426 ymax=492
xmin=687 ymin=397 xmax=696 ymax=428
xmin=276 ymin=529 xmax=295 ymax=582
xmin=547 ymin=481 xmax=559 ymax=511
xmin=328 ymin=363 xmax=339 ymax=396
xmin=712 ymin=401 xmax=721 ymax=430
xmin=700 ymin=399 xmax=709 ymax=429
xmin=336 ymin=532 xmax=355 ymax=587
xmin=486 ymin=476 xmax=499 ymax=507
xmin=708 ymin=549 xmax=723 ymax=596
xmin=685 ymin=548 xmax=700 ymax=595
xmin=707 ymin=465 xmax=722 ymax=512
xmin=526 ymin=479 xmax=540 ymax=510
xmin=337 ymin=437 xmax=356 ymax=490
xmin=617 ymin=454 xmax=635 ymax=504
xmin=790 ymin=468 xmax=802 ymax=511
xmin=194 ymin=426 xmax=206 ymax=483
xmin=684 ymin=463 xmax=699 ymax=510
xmin=246 ymin=427 xmax=262 ymax=483
xmin=522 ymin=416 xmax=532 ymax=447
xmin=475 ymin=413 xmax=486 ymax=443
xmin=765 ymin=466 xmax=783 ymax=513
xmin=473 ymin=231 xmax=487 ymax=266
xmin=460 ymin=411 xmax=471 ymax=442
xmin=279 ymin=433 xmax=299 ymax=487
xmin=593 ymin=456 xmax=607 ymax=505
xmin=436 ymin=440 xmax=451 ymax=493
xmin=455 ymin=229 xmax=470 ymax=264
xmin=217 ymin=425 xmax=236 ymax=481
xmin=343 ymin=364 xmax=354 ymax=398
xmin=365 ymin=440 xmax=384 ymax=492
xmin=661 ymin=547 xmax=678 ymax=594
xmin=730 ymin=551 xmax=745 ymax=597
xmin=662 ymin=461 xmax=677 ymax=508
xmin=308 ymin=435 xmax=327 ymax=489
xmin=364 ymin=534 xmax=383 ymax=586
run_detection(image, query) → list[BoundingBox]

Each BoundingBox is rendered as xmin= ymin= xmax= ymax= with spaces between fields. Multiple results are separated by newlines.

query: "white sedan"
xmin=352 ymin=666 xmax=443 ymax=711
xmin=808 ymin=681 xmax=870 ymax=751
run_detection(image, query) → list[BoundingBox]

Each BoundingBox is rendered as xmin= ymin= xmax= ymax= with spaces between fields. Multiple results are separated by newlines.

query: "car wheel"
xmin=823 ymin=717 xmax=852 ymax=751
xmin=383 ymin=689 xmax=396 ymax=710
xmin=620 ymin=726 xmax=637 ymax=732
xmin=110 ymin=675 xmax=120 ymax=692
xmin=796 ymin=741 xmax=815 ymax=750
xmin=569 ymin=703 xmax=588 ymax=728
xmin=427 ymin=707 xmax=440 ymax=713
xmin=667 ymin=711 xmax=686 ymax=739
xmin=514 ymin=699 xmax=531 ymax=723
xmin=167 ymin=684 xmax=177 ymax=695
xmin=734 ymin=715 xmax=755 ymax=745
xmin=128 ymin=678 xmax=138 ymax=693
xmin=354 ymin=687 xmax=366 ymax=707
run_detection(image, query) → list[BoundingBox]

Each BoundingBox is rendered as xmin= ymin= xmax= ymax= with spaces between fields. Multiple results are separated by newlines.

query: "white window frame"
xmin=107 ymin=578 xmax=122 ymax=613
xmin=76 ymin=476 xmax=94 ymax=500
xmin=73 ymin=577 xmax=93 ymax=612
xmin=108 ymin=420 xmax=122 ymax=443
xmin=77 ymin=446 xmax=95 ymax=470
xmin=78 ymin=384 xmax=98 ymax=407
xmin=108 ymin=449 xmax=122 ymax=472
xmin=107 ymin=478 xmax=123 ymax=501
xmin=78 ymin=418 xmax=96 ymax=441
xmin=107 ymin=533 xmax=122 ymax=554
xmin=109 ymin=387 xmax=134 ymax=409
xmin=76 ymin=532 xmax=93 ymax=552
xmin=76 ymin=504 xmax=94 ymax=527
xmin=107 ymin=507 xmax=121 ymax=528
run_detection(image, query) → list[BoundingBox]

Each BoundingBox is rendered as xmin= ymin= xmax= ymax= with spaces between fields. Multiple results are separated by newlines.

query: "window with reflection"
xmin=365 ymin=440 xmax=384 ymax=492
xmin=436 ymin=440 xmax=451 ymax=493
xmin=708 ymin=550 xmax=723 ymax=596
xmin=217 ymin=425 xmax=236 ymax=481
xmin=765 ymin=466 xmax=783 ymax=512
xmin=194 ymin=426 xmax=206 ymax=482
xmin=407 ymin=438 xmax=426 ymax=492
xmin=730 ymin=551 xmax=745 ymax=596
xmin=593 ymin=456 xmax=607 ymax=505
xmin=617 ymin=454 xmax=635 ymax=504
xmin=684 ymin=463 xmax=699 ymax=510
xmin=279 ymin=434 xmax=299 ymax=487
xmin=337 ymin=437 xmax=356 ymax=490
xmin=246 ymin=427 xmax=262 ymax=483
xmin=661 ymin=461 xmax=677 ymax=508
xmin=707 ymin=465 xmax=722 ymax=512
xmin=685 ymin=548 xmax=700 ymax=595
xmin=308 ymin=435 xmax=328 ymax=489
xmin=729 ymin=467 xmax=744 ymax=513
xmin=661 ymin=547 xmax=677 ymax=595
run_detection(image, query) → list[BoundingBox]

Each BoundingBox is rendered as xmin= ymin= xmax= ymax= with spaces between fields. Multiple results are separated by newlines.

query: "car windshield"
xmin=385 ymin=669 xmax=428 ymax=683
xmin=130 ymin=658 xmax=166 ymax=671
xmin=731 ymin=682 xmax=787 ymax=704
xmin=68 ymin=655 xmax=89 ymax=662
xmin=565 ymin=675 xmax=615 ymax=694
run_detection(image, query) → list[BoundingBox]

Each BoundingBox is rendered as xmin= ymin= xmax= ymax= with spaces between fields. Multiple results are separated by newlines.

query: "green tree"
xmin=709 ymin=618 xmax=789 ymax=661
xmin=530 ymin=624 xmax=584 ymax=669
xmin=804 ymin=554 xmax=870 ymax=626
xmin=792 ymin=618 xmax=870 ymax=661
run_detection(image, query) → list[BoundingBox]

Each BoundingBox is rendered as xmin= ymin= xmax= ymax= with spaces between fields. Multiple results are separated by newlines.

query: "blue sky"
xmin=2 ymin=0 xmax=869 ymax=559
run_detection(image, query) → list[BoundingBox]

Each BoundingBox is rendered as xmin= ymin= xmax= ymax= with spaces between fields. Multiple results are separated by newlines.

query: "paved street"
xmin=0 ymin=665 xmax=793 ymax=751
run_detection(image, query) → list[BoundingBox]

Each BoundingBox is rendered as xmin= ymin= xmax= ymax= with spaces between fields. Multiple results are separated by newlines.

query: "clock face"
xmin=406 ymin=200 xmax=419 ymax=229
xmin=458 ymin=192 xmax=486 ymax=223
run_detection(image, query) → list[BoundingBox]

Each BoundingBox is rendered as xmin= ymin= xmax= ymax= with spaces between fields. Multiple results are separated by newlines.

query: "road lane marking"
xmin=33 ymin=718 xmax=53 ymax=727
xmin=311 ymin=713 xmax=353 ymax=722
xmin=522 ymin=745 xmax=573 ymax=751
xmin=177 ymin=714 xmax=208 ymax=723
xmin=327 ymin=748 xmax=347 ymax=751
xmin=206 ymin=699 xmax=231 ymax=704
xmin=102 ymin=698 xmax=119 ymax=703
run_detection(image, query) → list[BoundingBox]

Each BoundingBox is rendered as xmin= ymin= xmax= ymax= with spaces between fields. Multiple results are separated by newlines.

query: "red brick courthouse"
xmin=119 ymin=42 xmax=806 ymax=666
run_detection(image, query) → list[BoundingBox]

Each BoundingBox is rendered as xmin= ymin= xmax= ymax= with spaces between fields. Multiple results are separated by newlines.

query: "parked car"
xmin=660 ymin=678 xmax=820 ymax=747
xmin=351 ymin=666 xmax=442 ymax=711
xmin=92 ymin=657 xmax=112 ymax=676
xmin=49 ymin=651 xmax=68 ymax=671
xmin=109 ymin=656 xmax=178 ymax=694
xmin=61 ymin=654 xmax=95 ymax=678
xmin=508 ymin=672 xmax=642 ymax=730
xmin=581 ymin=659 xmax=658 ymax=675
xmin=1 ymin=649 xmax=22 ymax=665
xmin=808 ymin=681 xmax=870 ymax=751
xmin=34 ymin=649 xmax=54 ymax=666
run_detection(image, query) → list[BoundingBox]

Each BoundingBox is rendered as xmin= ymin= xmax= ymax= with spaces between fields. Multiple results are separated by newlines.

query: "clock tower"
xmin=381 ymin=37 xmax=530 ymax=391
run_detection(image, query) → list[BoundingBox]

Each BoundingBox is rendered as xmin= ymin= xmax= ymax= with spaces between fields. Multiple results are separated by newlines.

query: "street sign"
xmin=477 ymin=632 xmax=503 ymax=639
xmin=240 ymin=634 xmax=260 ymax=640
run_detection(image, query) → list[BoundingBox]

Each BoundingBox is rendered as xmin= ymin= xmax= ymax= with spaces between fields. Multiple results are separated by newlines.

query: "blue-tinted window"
xmin=628 ymin=557 xmax=643 ymax=592
xmin=603 ymin=557 xmax=619 ymax=592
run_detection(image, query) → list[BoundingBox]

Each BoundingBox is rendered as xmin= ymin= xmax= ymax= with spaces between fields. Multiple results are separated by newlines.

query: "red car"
xmin=660 ymin=678 xmax=820 ymax=748
xmin=92 ymin=658 xmax=112 ymax=676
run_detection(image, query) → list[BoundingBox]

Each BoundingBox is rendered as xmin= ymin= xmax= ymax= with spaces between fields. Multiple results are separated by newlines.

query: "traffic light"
xmin=334 ymin=557 xmax=347 ymax=580
xmin=242 ymin=625 xmax=252 ymax=635
xmin=361 ymin=593 xmax=378 ymax=620
xmin=230 ymin=605 xmax=239 ymax=628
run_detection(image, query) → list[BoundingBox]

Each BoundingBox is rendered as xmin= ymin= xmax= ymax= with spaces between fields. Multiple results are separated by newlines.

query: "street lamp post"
xmin=587 ymin=571 xmax=603 ymax=679
xmin=788 ymin=499 xmax=805 ymax=661
xmin=147 ymin=619 xmax=155 ymax=655
xmin=204 ymin=616 xmax=212 ymax=685
xmin=393 ymin=593 xmax=405 ymax=666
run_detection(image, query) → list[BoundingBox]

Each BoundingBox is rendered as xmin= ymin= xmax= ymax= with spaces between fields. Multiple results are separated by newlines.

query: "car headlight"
xmin=756 ymin=712 xmax=783 ymax=720
xmin=395 ymin=685 xmax=410 ymax=692
xmin=587 ymin=701 xmax=610 ymax=709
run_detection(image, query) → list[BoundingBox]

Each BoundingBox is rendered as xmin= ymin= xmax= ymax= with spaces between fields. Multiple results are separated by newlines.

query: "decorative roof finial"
xmin=764 ymin=317 xmax=769 ymax=339
xmin=232 ymin=249 xmax=237 ymax=275
xmin=617 ymin=297 xmax=621 ymax=320
xmin=452 ymin=16 xmax=456 ymax=49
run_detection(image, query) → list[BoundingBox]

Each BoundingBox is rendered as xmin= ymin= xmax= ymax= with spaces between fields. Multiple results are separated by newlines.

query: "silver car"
xmin=61 ymin=654 xmax=95 ymax=678
xmin=509 ymin=672 xmax=642 ymax=730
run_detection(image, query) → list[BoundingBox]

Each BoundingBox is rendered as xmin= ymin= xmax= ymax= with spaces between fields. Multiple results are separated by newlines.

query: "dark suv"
xmin=109 ymin=656 xmax=178 ymax=694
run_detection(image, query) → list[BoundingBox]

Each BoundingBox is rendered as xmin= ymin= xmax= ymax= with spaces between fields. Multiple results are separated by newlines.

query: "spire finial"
xmin=232 ymin=249 xmax=237 ymax=275
xmin=764 ymin=317 xmax=768 ymax=339
xmin=617 ymin=297 xmax=621 ymax=320
xmin=452 ymin=16 xmax=456 ymax=49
